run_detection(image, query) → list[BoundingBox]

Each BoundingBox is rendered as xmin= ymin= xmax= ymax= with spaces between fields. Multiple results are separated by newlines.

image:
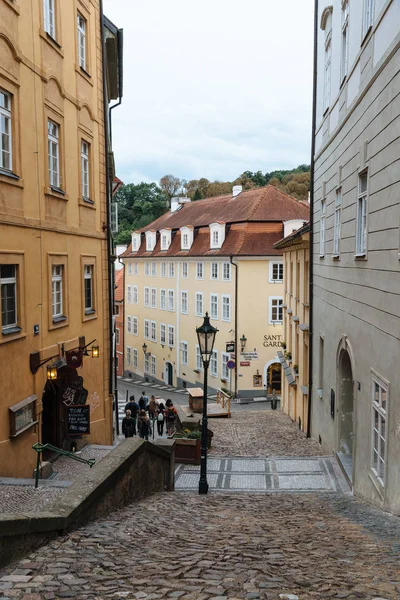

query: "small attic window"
xmin=180 ymin=226 xmax=193 ymax=250
xmin=145 ymin=231 xmax=156 ymax=252
xmin=160 ymin=229 xmax=171 ymax=251
xmin=209 ymin=223 xmax=225 ymax=249
xmin=131 ymin=232 xmax=141 ymax=252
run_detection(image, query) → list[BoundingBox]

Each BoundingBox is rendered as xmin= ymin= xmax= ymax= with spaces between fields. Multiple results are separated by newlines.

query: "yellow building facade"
xmin=122 ymin=187 xmax=309 ymax=399
xmin=274 ymin=224 xmax=310 ymax=432
xmin=0 ymin=0 xmax=122 ymax=477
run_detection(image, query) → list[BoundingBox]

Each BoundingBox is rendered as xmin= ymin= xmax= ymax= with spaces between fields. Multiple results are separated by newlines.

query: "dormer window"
xmin=131 ymin=232 xmax=141 ymax=253
xmin=209 ymin=223 xmax=225 ymax=249
xmin=160 ymin=229 xmax=171 ymax=251
xmin=180 ymin=226 xmax=193 ymax=251
xmin=145 ymin=231 xmax=156 ymax=252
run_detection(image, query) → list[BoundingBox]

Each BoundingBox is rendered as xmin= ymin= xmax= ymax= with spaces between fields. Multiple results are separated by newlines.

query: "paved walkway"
xmin=1 ymin=492 xmax=399 ymax=599
xmin=175 ymin=457 xmax=348 ymax=493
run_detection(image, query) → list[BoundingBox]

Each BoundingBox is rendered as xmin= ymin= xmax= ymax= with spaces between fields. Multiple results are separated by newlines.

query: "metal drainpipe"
xmin=307 ymin=0 xmax=319 ymax=438
xmin=99 ymin=0 xmax=115 ymax=417
xmin=230 ymin=256 xmax=238 ymax=399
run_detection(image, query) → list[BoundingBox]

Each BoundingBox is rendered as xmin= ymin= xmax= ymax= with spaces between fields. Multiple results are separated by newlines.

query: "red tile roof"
xmin=114 ymin=268 xmax=124 ymax=302
xmin=121 ymin=185 xmax=309 ymax=259
xmin=273 ymin=222 xmax=310 ymax=249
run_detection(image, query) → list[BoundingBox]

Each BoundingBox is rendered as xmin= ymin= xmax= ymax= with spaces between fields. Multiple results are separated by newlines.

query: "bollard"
xmin=271 ymin=390 xmax=278 ymax=410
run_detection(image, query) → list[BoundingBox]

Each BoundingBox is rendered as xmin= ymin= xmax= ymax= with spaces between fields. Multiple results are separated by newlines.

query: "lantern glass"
xmin=47 ymin=365 xmax=57 ymax=380
xmin=142 ymin=343 xmax=147 ymax=355
xmin=240 ymin=335 xmax=247 ymax=351
xmin=196 ymin=312 xmax=218 ymax=362
xmin=92 ymin=345 xmax=100 ymax=358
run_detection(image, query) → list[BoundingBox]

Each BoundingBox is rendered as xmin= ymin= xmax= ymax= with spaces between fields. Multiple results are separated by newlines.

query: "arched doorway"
xmin=263 ymin=360 xmax=281 ymax=394
xmin=165 ymin=362 xmax=173 ymax=386
xmin=339 ymin=349 xmax=354 ymax=457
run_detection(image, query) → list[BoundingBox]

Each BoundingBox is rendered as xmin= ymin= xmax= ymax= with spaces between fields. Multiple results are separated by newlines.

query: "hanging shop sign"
xmin=253 ymin=374 xmax=263 ymax=387
xmin=67 ymin=404 xmax=90 ymax=436
xmin=66 ymin=349 xmax=83 ymax=369
xmin=226 ymin=342 xmax=235 ymax=353
xmin=240 ymin=352 xmax=258 ymax=360
xmin=263 ymin=335 xmax=283 ymax=347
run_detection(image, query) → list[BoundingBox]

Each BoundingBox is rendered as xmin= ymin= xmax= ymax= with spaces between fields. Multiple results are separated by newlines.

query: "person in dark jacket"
xmin=156 ymin=402 xmax=165 ymax=437
xmin=124 ymin=395 xmax=139 ymax=435
xmin=122 ymin=410 xmax=136 ymax=438
xmin=138 ymin=409 xmax=151 ymax=441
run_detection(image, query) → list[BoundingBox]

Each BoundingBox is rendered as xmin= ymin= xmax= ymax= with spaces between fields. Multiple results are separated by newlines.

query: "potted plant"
xmin=285 ymin=351 xmax=292 ymax=361
xmin=293 ymin=364 xmax=299 ymax=375
xmin=281 ymin=341 xmax=287 ymax=350
xmin=170 ymin=429 xmax=202 ymax=465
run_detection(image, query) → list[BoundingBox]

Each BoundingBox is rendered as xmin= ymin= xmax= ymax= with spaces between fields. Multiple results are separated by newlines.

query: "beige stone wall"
xmin=0 ymin=0 xmax=112 ymax=477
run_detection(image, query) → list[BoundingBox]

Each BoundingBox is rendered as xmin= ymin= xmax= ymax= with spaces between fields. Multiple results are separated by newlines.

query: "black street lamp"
xmin=196 ymin=312 xmax=218 ymax=495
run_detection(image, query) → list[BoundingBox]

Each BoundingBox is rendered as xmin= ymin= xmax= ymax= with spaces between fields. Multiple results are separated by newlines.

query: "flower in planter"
xmin=281 ymin=341 xmax=287 ymax=349
xmin=293 ymin=364 xmax=299 ymax=374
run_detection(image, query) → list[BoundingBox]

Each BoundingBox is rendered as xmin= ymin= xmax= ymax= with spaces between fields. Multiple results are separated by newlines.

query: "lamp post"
xmin=196 ymin=312 xmax=218 ymax=495
xmin=240 ymin=334 xmax=247 ymax=353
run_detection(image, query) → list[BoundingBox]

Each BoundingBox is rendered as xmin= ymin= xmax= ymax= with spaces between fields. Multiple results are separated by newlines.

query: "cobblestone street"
xmin=209 ymin=411 xmax=324 ymax=457
xmin=1 ymin=492 xmax=400 ymax=600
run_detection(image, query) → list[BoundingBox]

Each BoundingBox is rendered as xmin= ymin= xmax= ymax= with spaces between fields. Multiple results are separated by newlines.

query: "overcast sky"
xmin=103 ymin=0 xmax=314 ymax=186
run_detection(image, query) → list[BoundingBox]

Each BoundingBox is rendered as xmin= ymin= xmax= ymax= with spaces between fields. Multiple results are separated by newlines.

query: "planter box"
xmin=173 ymin=438 xmax=201 ymax=465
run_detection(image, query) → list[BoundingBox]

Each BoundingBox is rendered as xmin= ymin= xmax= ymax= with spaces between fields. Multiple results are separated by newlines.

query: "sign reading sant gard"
xmin=263 ymin=335 xmax=283 ymax=347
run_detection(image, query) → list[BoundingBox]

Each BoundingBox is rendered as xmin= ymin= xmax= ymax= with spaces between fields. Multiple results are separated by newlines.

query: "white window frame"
xmin=127 ymin=285 xmax=132 ymax=304
xmin=222 ymin=294 xmax=231 ymax=322
xmin=134 ymin=262 xmax=138 ymax=275
xmin=323 ymin=34 xmax=332 ymax=113
xmin=196 ymin=345 xmax=203 ymax=371
xmin=126 ymin=346 xmax=131 ymax=366
xmin=195 ymin=292 xmax=203 ymax=317
xmin=341 ymin=1 xmax=349 ymax=82
xmin=371 ymin=374 xmax=388 ymax=487
xmin=127 ymin=315 xmax=132 ymax=334
xmin=333 ymin=188 xmax=342 ymax=257
xmin=222 ymin=262 xmax=231 ymax=282
xmin=84 ymin=265 xmax=93 ymax=312
xmin=168 ymin=289 xmax=175 ymax=311
xmin=133 ymin=348 xmax=138 ymax=368
xmin=168 ymin=325 xmax=175 ymax=347
xmin=181 ymin=341 xmax=188 ymax=365
xmin=269 ymin=296 xmax=283 ymax=324
xmin=48 ymin=120 xmax=60 ymax=188
xmin=160 ymin=288 xmax=166 ymax=311
xmin=181 ymin=290 xmax=188 ymax=314
xmin=182 ymin=262 xmax=188 ymax=278
xmin=151 ymin=355 xmax=156 ymax=376
xmin=151 ymin=287 xmax=157 ymax=309
xmin=210 ymin=223 xmax=225 ymax=249
xmin=128 ymin=262 xmax=132 ymax=276
xmin=210 ymin=293 xmax=218 ymax=320
xmin=180 ymin=227 xmax=193 ymax=250
xmin=1 ymin=264 xmax=17 ymax=330
xmin=221 ymin=352 xmax=230 ymax=381
xmin=133 ymin=316 xmax=138 ymax=336
xmin=320 ymin=198 xmax=326 ymax=257
xmin=363 ymin=0 xmax=374 ymax=36
xmin=0 ymin=90 xmax=12 ymax=171
xmin=211 ymin=262 xmax=219 ymax=281
xmin=169 ymin=262 xmax=175 ymax=278
xmin=77 ymin=13 xmax=87 ymax=71
xmin=210 ymin=349 xmax=218 ymax=378
xmin=146 ymin=231 xmax=156 ymax=252
xmin=151 ymin=262 xmax=157 ymax=277
xmin=182 ymin=232 xmax=189 ymax=249
xmin=356 ymin=172 xmax=368 ymax=256
xmin=196 ymin=262 xmax=204 ymax=280
xmin=52 ymin=265 xmax=63 ymax=318
xmin=144 ymin=319 xmax=150 ymax=340
xmin=160 ymin=323 xmax=166 ymax=345
xmin=43 ymin=0 xmax=55 ymax=39
xmin=161 ymin=262 xmax=167 ymax=277
xmin=133 ymin=285 xmax=138 ymax=304
xmin=132 ymin=234 xmax=141 ymax=253
xmin=145 ymin=262 xmax=150 ymax=276
xmin=269 ymin=261 xmax=284 ymax=283
xmin=160 ymin=230 xmax=171 ymax=251
xmin=115 ymin=328 xmax=120 ymax=345
xmin=151 ymin=320 xmax=157 ymax=342
xmin=144 ymin=286 xmax=150 ymax=307
xmin=144 ymin=354 xmax=150 ymax=373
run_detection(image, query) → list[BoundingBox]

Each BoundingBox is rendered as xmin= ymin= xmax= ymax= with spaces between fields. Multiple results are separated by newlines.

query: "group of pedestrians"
xmin=121 ymin=391 xmax=178 ymax=441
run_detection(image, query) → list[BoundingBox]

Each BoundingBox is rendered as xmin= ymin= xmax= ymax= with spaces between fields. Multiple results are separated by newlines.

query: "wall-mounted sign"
xmin=226 ymin=342 xmax=235 ymax=353
xmin=263 ymin=334 xmax=282 ymax=347
xmin=67 ymin=405 xmax=90 ymax=436
xmin=240 ymin=352 xmax=258 ymax=360
xmin=240 ymin=361 xmax=250 ymax=366
xmin=9 ymin=395 xmax=38 ymax=438
xmin=253 ymin=374 xmax=262 ymax=387
xmin=66 ymin=349 xmax=83 ymax=369
xmin=227 ymin=360 xmax=236 ymax=370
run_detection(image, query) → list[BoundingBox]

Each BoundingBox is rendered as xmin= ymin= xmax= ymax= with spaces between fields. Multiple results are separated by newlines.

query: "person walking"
xmin=148 ymin=395 xmax=157 ymax=419
xmin=165 ymin=400 xmax=178 ymax=437
xmin=122 ymin=409 xmax=136 ymax=438
xmin=124 ymin=395 xmax=139 ymax=435
xmin=157 ymin=402 xmax=165 ymax=437
xmin=138 ymin=409 xmax=151 ymax=441
xmin=139 ymin=391 xmax=148 ymax=411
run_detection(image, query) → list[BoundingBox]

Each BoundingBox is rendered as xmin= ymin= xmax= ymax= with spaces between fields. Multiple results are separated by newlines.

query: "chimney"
xmin=170 ymin=196 xmax=191 ymax=213
xmin=232 ymin=185 xmax=242 ymax=198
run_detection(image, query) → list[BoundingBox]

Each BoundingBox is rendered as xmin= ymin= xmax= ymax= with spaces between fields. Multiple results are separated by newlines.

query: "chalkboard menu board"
xmin=67 ymin=405 xmax=90 ymax=436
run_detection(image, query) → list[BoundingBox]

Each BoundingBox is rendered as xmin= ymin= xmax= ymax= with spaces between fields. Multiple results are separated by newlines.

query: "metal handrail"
xmin=32 ymin=442 xmax=96 ymax=488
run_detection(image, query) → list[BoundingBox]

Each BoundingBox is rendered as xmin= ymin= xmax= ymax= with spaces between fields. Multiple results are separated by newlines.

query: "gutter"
xmin=230 ymin=256 xmax=238 ymax=399
xmin=307 ymin=0 xmax=319 ymax=438
xmin=109 ymin=28 xmax=123 ymax=147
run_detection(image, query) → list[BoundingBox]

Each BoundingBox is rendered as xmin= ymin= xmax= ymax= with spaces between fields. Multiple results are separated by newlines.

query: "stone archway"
xmin=336 ymin=337 xmax=355 ymax=484
xmin=165 ymin=362 xmax=174 ymax=386
xmin=263 ymin=358 xmax=281 ymax=394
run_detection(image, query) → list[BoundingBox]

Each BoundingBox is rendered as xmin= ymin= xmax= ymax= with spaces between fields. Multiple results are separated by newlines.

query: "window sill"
xmin=75 ymin=65 xmax=93 ymax=86
xmin=45 ymin=186 xmax=69 ymax=201
xmin=361 ymin=25 xmax=373 ymax=48
xmin=354 ymin=253 xmax=367 ymax=260
xmin=332 ymin=254 xmax=341 ymax=260
xmin=0 ymin=330 xmax=26 ymax=345
xmin=0 ymin=170 xmax=24 ymax=188
xmin=10 ymin=420 xmax=39 ymax=439
xmin=84 ymin=308 xmax=96 ymax=317
xmin=79 ymin=197 xmax=96 ymax=209
xmin=368 ymin=471 xmax=385 ymax=498
xmin=270 ymin=279 xmax=283 ymax=284
xmin=51 ymin=315 xmax=68 ymax=330
xmin=319 ymin=255 xmax=325 ymax=259
xmin=3 ymin=0 xmax=20 ymax=15
xmin=2 ymin=326 xmax=22 ymax=336
xmin=39 ymin=29 xmax=64 ymax=57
